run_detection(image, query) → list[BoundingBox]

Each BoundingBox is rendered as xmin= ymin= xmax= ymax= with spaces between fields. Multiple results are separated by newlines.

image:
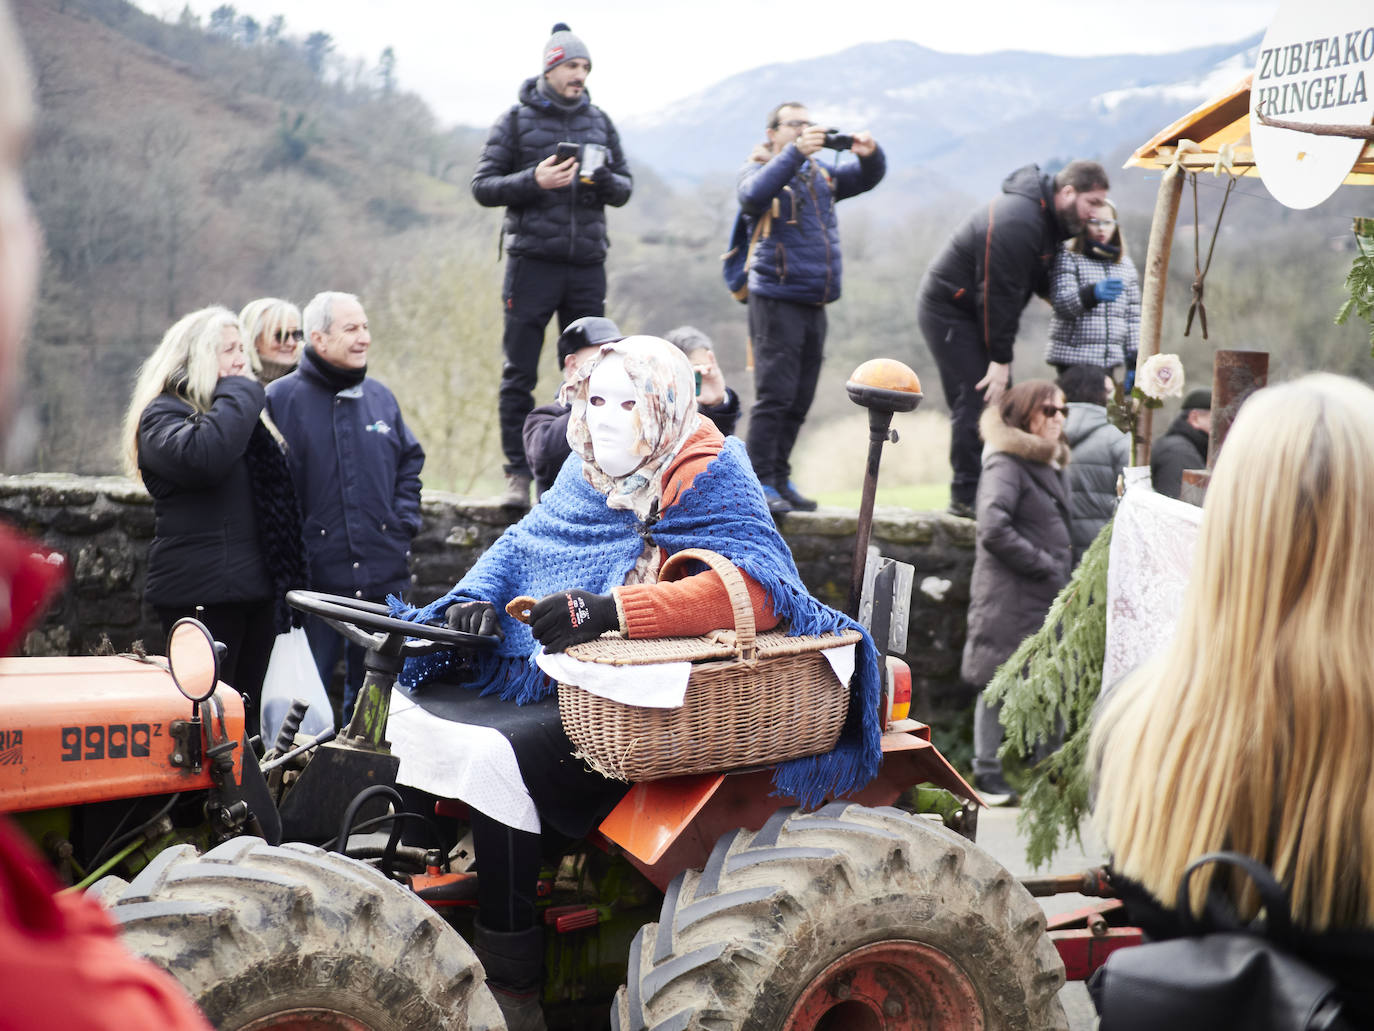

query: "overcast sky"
xmin=141 ymin=0 xmax=1279 ymax=128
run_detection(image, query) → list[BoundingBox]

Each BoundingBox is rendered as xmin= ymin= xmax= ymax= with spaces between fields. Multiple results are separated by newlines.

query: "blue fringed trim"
xmin=770 ymin=632 xmax=882 ymax=807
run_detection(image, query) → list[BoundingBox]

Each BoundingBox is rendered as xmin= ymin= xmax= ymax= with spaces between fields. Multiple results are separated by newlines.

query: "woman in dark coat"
xmin=961 ymin=379 xmax=1072 ymax=803
xmin=120 ymin=305 xmax=306 ymax=738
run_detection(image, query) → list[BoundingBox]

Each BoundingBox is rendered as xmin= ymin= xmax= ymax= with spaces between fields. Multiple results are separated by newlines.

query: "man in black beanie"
xmin=1150 ymin=387 xmax=1212 ymax=500
xmin=473 ymin=22 xmax=633 ymax=510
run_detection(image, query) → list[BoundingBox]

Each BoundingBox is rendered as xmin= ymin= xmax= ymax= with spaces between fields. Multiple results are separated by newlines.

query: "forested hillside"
xmin=12 ymin=0 xmax=1373 ymax=497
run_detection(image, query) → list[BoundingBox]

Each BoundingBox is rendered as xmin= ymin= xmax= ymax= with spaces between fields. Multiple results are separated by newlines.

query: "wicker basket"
xmin=557 ymin=548 xmax=858 ymax=781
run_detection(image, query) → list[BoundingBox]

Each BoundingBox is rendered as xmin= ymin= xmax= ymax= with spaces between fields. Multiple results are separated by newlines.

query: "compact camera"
xmin=822 ymin=129 xmax=854 ymax=151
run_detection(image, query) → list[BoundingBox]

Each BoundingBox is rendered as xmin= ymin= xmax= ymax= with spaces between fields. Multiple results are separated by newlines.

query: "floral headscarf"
xmin=561 ymin=335 xmax=701 ymax=519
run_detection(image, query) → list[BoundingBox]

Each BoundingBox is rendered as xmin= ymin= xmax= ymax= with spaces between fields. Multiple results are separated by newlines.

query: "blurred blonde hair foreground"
xmin=1091 ymin=373 xmax=1374 ymax=932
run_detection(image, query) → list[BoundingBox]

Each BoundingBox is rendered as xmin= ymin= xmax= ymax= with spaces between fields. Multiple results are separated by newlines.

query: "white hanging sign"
xmin=1250 ymin=0 xmax=1374 ymax=209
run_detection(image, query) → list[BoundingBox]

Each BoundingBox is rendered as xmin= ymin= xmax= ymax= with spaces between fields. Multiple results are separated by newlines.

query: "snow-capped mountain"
xmin=619 ymin=34 xmax=1263 ymax=201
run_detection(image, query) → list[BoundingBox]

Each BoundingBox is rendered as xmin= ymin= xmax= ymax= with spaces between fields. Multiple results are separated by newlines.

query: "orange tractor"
xmin=0 ymin=362 xmax=1079 ymax=1029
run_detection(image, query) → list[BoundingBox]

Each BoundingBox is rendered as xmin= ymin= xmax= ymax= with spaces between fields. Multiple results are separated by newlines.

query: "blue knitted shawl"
xmin=392 ymin=438 xmax=881 ymax=807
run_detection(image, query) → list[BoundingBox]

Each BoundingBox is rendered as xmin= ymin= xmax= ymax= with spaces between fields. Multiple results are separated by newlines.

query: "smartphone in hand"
xmin=555 ymin=141 xmax=579 ymax=163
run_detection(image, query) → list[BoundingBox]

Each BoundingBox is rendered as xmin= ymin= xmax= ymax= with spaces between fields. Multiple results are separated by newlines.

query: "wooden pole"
xmin=1134 ymin=163 xmax=1185 ymax=469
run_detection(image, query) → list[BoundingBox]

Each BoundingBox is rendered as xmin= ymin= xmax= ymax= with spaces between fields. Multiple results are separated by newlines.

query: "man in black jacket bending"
xmin=473 ymin=22 xmax=633 ymax=509
xmin=918 ymin=160 xmax=1109 ymax=517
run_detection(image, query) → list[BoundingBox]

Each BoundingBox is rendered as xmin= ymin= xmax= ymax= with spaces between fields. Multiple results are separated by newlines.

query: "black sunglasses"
xmin=1041 ymin=404 xmax=1068 ymax=418
xmin=274 ymin=328 xmax=305 ymax=344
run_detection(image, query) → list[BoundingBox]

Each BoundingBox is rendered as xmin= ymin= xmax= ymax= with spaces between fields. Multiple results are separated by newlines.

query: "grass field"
xmin=813 ymin=483 xmax=950 ymax=511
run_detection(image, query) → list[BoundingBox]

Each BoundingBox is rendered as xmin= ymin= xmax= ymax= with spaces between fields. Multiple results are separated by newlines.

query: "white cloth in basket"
xmin=388 ymin=689 xmax=540 ymax=833
xmin=536 ymin=642 xmax=857 ymax=709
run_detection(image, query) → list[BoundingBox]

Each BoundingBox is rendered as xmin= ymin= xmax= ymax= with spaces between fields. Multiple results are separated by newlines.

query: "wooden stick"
xmin=1134 ymin=164 xmax=1186 ymax=469
xmin=1255 ymin=110 xmax=1374 ymax=139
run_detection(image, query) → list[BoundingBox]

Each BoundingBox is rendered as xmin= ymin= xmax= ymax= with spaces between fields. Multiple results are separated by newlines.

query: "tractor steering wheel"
xmin=285 ymin=590 xmax=499 ymax=657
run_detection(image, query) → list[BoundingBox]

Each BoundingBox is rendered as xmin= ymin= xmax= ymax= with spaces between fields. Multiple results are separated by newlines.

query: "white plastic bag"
xmin=259 ymin=626 xmax=335 ymax=747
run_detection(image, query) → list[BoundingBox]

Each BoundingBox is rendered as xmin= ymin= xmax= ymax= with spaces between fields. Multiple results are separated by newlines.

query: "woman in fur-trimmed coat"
xmin=961 ymin=380 xmax=1073 ymax=801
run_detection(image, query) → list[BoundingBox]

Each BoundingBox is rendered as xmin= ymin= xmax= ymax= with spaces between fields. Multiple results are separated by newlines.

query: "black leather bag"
xmin=1088 ymin=852 xmax=1349 ymax=1031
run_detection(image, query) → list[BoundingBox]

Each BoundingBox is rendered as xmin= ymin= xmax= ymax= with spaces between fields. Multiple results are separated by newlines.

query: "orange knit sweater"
xmin=613 ymin=422 xmax=781 ymax=638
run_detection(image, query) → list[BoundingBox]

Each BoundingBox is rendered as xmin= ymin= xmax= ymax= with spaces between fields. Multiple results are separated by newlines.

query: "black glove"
xmin=529 ymin=590 xmax=618 ymax=652
xmin=445 ymin=600 xmax=503 ymax=640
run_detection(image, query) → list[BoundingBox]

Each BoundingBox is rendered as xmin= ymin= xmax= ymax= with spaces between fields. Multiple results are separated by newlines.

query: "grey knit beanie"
xmin=543 ymin=22 xmax=590 ymax=72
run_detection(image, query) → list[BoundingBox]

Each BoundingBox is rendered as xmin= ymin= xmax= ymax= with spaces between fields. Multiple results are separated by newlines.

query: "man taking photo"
xmin=738 ymin=102 xmax=884 ymax=515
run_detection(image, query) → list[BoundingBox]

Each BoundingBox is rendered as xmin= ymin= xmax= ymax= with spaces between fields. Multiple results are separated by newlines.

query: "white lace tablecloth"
xmin=1102 ymin=468 xmax=1203 ymax=690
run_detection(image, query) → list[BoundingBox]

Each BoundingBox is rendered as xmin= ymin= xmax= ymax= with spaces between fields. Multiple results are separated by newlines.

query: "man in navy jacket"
xmin=737 ymin=102 xmax=884 ymax=514
xmin=267 ymin=291 xmax=425 ymax=721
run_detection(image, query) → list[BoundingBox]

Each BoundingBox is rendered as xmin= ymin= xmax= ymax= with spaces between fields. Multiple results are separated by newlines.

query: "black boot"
xmin=473 ymin=923 xmax=547 ymax=1031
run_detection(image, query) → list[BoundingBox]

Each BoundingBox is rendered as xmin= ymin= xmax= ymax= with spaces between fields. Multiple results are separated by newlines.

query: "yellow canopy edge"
xmin=1126 ymin=72 xmax=1374 ymax=185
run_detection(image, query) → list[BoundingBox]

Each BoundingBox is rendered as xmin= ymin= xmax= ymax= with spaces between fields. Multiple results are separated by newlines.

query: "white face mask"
xmin=584 ymin=353 xmax=642 ymax=477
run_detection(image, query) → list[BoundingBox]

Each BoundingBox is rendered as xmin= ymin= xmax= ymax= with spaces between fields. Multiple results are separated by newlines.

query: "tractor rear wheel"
xmin=90 ymin=836 xmax=502 ymax=1030
xmin=613 ymin=803 xmax=1066 ymax=1031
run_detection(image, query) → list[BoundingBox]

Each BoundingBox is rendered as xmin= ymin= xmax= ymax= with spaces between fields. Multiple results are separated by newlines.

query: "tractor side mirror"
xmin=168 ymin=617 xmax=219 ymax=704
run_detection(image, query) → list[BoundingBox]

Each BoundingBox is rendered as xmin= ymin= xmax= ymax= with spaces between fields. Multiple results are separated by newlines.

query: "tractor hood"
xmin=0 ymin=655 xmax=245 ymax=813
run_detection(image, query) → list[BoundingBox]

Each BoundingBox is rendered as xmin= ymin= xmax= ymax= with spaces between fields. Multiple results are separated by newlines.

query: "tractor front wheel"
xmin=614 ymin=803 xmax=1066 ymax=1031
xmin=91 ymin=836 xmax=502 ymax=1030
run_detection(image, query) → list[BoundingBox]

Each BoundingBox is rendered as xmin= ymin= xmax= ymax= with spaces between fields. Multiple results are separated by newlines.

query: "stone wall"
xmin=0 ymin=474 xmax=977 ymax=721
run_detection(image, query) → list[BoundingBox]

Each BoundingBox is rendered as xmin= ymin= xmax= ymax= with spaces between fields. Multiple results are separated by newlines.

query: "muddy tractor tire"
xmin=90 ymin=836 xmax=503 ymax=1030
xmin=613 ymin=803 xmax=1067 ymax=1031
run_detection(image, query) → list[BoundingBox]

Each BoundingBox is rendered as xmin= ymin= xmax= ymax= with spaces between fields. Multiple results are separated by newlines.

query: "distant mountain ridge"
xmin=619 ymin=35 xmax=1263 ymax=200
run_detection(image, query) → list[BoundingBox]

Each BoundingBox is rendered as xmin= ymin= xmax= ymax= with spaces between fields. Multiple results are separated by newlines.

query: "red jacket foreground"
xmin=0 ymin=522 xmax=212 ymax=1031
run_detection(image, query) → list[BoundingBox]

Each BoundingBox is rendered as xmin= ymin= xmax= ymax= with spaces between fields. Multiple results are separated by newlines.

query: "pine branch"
xmin=984 ymin=518 xmax=1112 ymax=868
xmin=1336 ymin=218 xmax=1374 ymax=356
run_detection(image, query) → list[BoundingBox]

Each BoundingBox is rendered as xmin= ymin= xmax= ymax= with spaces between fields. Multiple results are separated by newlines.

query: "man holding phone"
xmin=472 ymin=22 xmax=633 ymax=508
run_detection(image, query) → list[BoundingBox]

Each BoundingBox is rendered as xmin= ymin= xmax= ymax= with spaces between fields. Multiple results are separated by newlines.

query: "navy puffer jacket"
xmin=471 ymin=77 xmax=632 ymax=265
xmin=737 ymin=143 xmax=886 ymax=304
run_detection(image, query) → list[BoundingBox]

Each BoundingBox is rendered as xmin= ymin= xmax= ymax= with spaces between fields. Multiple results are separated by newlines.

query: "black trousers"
xmin=499 ymin=255 xmax=606 ymax=476
xmin=745 ymin=295 xmax=827 ymax=485
xmin=157 ymin=600 xmax=275 ymax=740
xmin=919 ymin=299 xmax=993 ymax=508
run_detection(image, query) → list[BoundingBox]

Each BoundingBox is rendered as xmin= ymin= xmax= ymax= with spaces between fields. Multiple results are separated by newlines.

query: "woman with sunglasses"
xmin=961 ymin=380 xmax=1072 ymax=804
xmin=1044 ymin=198 xmax=1141 ymax=384
xmin=239 ymin=297 xmax=304 ymax=385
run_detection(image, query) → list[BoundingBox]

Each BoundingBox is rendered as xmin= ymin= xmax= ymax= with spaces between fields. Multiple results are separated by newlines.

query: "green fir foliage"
xmin=983 ymin=518 xmax=1112 ymax=869
xmin=1335 ymin=216 xmax=1374 ymax=355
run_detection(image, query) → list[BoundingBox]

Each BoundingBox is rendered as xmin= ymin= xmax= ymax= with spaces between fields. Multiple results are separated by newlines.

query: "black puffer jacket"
xmin=961 ymin=406 xmax=1073 ymax=687
xmin=471 ymin=77 xmax=632 ymax=265
xmin=1064 ymin=403 xmax=1129 ymax=561
xmin=137 ymin=376 xmax=273 ymax=608
xmin=1150 ymin=414 xmax=1209 ymax=500
xmin=919 ymin=164 xmax=1069 ymax=363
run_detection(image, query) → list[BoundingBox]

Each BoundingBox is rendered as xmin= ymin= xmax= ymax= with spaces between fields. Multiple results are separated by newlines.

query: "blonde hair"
xmin=1091 ymin=373 xmax=1374 ymax=931
xmin=121 ymin=306 xmax=242 ymax=477
xmin=239 ymin=296 xmax=302 ymax=373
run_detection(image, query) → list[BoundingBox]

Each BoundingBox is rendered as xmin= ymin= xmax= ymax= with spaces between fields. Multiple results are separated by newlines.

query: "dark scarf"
xmin=301 ymin=345 xmax=366 ymax=391
xmin=535 ymin=74 xmax=589 ymax=113
xmin=256 ymin=357 xmax=297 ymax=385
xmin=244 ymin=421 xmax=308 ymax=633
